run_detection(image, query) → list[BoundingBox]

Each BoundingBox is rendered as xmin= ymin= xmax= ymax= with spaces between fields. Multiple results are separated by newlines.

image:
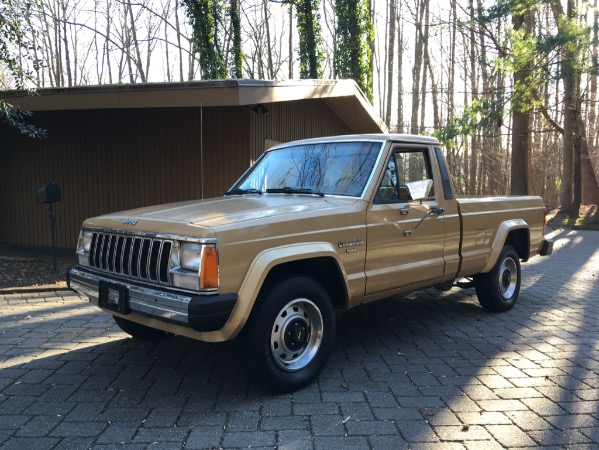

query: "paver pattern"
xmin=0 ymin=229 xmax=598 ymax=449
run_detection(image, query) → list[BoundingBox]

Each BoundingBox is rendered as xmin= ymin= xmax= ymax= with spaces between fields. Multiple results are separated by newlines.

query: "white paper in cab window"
xmin=406 ymin=179 xmax=433 ymax=200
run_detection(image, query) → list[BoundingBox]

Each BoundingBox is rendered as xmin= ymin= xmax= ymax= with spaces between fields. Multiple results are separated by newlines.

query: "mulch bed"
xmin=0 ymin=245 xmax=75 ymax=290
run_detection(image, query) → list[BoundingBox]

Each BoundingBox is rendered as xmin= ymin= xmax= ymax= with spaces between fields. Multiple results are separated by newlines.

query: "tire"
xmin=475 ymin=244 xmax=521 ymax=312
xmin=113 ymin=315 xmax=171 ymax=340
xmin=241 ymin=276 xmax=336 ymax=393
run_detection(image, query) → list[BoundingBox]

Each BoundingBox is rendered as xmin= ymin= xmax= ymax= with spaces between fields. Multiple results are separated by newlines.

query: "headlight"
xmin=76 ymin=230 xmax=93 ymax=266
xmin=180 ymin=242 xmax=201 ymax=272
xmin=171 ymin=242 xmax=219 ymax=291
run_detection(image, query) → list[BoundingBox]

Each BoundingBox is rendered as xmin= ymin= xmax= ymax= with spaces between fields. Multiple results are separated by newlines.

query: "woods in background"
xmin=1 ymin=0 xmax=599 ymax=218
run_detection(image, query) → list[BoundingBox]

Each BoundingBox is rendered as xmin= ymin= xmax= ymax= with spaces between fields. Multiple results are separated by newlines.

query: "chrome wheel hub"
xmin=271 ymin=299 xmax=324 ymax=372
xmin=499 ymin=257 xmax=518 ymax=299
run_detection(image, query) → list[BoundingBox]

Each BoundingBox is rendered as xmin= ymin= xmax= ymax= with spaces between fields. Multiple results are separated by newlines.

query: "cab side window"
xmin=376 ymin=149 xmax=435 ymax=203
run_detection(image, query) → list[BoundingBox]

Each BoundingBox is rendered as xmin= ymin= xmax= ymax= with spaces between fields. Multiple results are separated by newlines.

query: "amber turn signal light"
xmin=200 ymin=246 xmax=219 ymax=289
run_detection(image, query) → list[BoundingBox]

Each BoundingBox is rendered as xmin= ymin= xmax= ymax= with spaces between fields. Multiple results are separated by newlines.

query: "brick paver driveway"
xmin=0 ymin=229 xmax=598 ymax=449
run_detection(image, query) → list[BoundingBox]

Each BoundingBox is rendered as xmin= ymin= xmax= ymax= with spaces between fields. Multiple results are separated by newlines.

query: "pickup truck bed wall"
xmin=456 ymin=196 xmax=546 ymax=276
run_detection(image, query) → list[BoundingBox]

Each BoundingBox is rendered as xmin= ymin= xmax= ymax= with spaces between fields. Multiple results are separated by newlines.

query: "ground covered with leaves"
xmin=547 ymin=204 xmax=599 ymax=231
xmin=0 ymin=245 xmax=75 ymax=290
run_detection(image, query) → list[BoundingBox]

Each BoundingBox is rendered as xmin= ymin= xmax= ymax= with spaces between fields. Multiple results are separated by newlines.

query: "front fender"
xmin=213 ymin=242 xmax=348 ymax=341
xmin=481 ymin=219 xmax=529 ymax=273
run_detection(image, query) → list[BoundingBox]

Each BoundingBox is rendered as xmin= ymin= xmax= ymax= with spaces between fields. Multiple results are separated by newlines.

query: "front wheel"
xmin=241 ymin=276 xmax=336 ymax=393
xmin=475 ymin=244 xmax=521 ymax=312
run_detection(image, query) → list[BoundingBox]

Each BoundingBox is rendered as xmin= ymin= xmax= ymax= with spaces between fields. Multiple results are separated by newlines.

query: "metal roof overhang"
xmin=1 ymin=79 xmax=387 ymax=134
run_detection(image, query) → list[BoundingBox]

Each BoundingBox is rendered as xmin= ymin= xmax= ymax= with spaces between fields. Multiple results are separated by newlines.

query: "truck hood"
xmin=98 ymin=195 xmax=358 ymax=229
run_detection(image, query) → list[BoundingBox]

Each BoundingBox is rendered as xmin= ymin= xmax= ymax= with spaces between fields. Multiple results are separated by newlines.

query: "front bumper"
xmin=67 ymin=267 xmax=237 ymax=332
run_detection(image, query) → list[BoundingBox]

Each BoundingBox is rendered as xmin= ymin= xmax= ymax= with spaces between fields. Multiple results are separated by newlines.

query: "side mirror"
xmin=406 ymin=179 xmax=433 ymax=201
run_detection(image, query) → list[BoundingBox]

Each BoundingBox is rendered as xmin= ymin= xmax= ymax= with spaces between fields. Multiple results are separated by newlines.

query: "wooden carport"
xmin=0 ymin=79 xmax=386 ymax=248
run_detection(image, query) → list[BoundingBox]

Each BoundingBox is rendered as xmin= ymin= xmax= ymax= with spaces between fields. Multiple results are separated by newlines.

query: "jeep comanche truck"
xmin=68 ymin=134 xmax=553 ymax=392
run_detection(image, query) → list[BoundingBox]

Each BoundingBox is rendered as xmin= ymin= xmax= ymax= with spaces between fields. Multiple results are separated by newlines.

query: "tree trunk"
xmin=573 ymin=97 xmax=582 ymax=214
xmin=410 ymin=0 xmax=426 ymax=135
xmin=262 ymin=0 xmax=274 ymax=79
xmin=589 ymin=0 xmax=598 ymax=149
xmin=126 ymin=0 xmax=146 ymax=82
xmin=469 ymin=0 xmax=478 ymax=194
xmin=510 ymin=10 xmax=531 ymax=195
xmin=445 ymin=0 xmax=457 ymax=172
xmin=174 ymin=4 xmax=184 ymax=81
xmin=419 ymin=0 xmax=429 ymax=134
xmin=60 ymin=0 xmax=72 ymax=86
xmin=578 ymin=116 xmax=599 ymax=204
xmin=105 ymin=0 xmax=113 ymax=84
xmin=289 ymin=5 xmax=293 ymax=79
xmin=555 ymin=0 xmax=578 ymax=215
xmin=385 ymin=0 xmax=396 ymax=128
xmin=396 ymin=0 xmax=403 ymax=133
xmin=164 ymin=0 xmax=171 ymax=81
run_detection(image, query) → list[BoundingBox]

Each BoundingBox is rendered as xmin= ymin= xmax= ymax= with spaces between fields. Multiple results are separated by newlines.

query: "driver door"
xmin=365 ymin=145 xmax=446 ymax=297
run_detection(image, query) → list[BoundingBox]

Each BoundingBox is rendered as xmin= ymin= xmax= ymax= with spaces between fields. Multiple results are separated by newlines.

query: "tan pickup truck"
xmin=68 ymin=134 xmax=553 ymax=392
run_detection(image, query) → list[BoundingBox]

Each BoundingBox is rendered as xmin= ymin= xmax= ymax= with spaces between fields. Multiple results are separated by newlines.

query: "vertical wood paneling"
xmin=0 ymin=99 xmax=352 ymax=249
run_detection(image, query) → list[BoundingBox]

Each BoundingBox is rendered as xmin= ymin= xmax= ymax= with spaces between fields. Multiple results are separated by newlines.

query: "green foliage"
xmin=483 ymin=0 xmax=541 ymax=23
xmin=183 ymin=0 xmax=245 ymax=79
xmin=434 ymin=97 xmax=505 ymax=148
xmin=284 ymin=0 xmax=324 ymax=78
xmin=334 ymin=0 xmax=374 ymax=101
xmin=548 ymin=15 xmax=590 ymax=76
xmin=183 ymin=0 xmax=228 ymax=79
xmin=438 ymin=0 xmax=593 ymax=145
xmin=0 ymin=99 xmax=46 ymax=138
xmin=1 ymin=0 xmax=32 ymax=90
xmin=0 ymin=0 xmax=46 ymax=138
xmin=229 ymin=0 xmax=243 ymax=78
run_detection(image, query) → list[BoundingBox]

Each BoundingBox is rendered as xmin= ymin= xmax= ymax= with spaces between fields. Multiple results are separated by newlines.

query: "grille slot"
xmin=89 ymin=232 xmax=174 ymax=285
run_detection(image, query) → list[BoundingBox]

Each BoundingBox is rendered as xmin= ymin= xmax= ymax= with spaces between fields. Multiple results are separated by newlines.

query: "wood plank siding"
xmin=0 ymin=99 xmax=351 ymax=249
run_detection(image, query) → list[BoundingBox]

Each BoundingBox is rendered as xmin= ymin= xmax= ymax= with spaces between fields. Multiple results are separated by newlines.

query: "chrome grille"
xmin=89 ymin=232 xmax=173 ymax=285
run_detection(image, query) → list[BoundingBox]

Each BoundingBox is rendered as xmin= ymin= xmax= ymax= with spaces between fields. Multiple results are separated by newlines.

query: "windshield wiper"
xmin=224 ymin=188 xmax=263 ymax=196
xmin=265 ymin=187 xmax=325 ymax=197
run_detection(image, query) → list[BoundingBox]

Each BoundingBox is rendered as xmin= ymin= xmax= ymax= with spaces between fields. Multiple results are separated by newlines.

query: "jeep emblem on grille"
xmin=123 ymin=218 xmax=138 ymax=226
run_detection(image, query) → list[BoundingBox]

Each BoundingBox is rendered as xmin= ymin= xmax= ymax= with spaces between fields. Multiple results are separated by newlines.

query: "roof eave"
xmin=1 ymin=79 xmax=387 ymax=133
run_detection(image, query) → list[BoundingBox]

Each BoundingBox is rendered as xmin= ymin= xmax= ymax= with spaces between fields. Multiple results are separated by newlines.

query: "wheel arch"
xmin=481 ymin=220 xmax=530 ymax=273
xmin=220 ymin=243 xmax=349 ymax=340
xmin=262 ymin=256 xmax=348 ymax=309
xmin=505 ymin=228 xmax=531 ymax=261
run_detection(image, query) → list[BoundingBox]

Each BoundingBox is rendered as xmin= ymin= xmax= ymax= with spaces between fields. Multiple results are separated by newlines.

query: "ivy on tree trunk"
xmin=182 ymin=0 xmax=227 ymax=79
xmin=334 ymin=0 xmax=374 ymax=102
xmin=285 ymin=0 xmax=323 ymax=79
xmin=230 ymin=0 xmax=243 ymax=78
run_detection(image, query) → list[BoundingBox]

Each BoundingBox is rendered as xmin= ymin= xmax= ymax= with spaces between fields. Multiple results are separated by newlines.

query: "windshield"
xmin=231 ymin=141 xmax=383 ymax=197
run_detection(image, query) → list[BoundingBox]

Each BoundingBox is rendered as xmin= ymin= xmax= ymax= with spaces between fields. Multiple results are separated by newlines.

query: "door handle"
xmin=403 ymin=207 xmax=445 ymax=236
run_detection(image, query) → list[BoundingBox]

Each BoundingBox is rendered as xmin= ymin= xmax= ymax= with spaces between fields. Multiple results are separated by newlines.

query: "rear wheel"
xmin=241 ymin=276 xmax=336 ymax=393
xmin=475 ymin=244 xmax=521 ymax=312
xmin=113 ymin=316 xmax=171 ymax=340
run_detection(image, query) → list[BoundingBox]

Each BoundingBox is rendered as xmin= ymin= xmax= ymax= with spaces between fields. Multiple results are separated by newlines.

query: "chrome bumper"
xmin=68 ymin=267 xmax=237 ymax=332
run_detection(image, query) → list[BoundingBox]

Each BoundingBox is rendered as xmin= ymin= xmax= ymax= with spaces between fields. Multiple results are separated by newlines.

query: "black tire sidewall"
xmin=242 ymin=276 xmax=336 ymax=393
xmin=476 ymin=244 xmax=521 ymax=312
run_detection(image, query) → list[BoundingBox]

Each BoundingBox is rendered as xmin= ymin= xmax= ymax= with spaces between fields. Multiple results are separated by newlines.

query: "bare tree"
xmin=385 ymin=0 xmax=396 ymax=128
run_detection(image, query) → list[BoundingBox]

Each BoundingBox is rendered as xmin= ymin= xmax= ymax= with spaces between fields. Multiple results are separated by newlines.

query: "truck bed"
xmin=456 ymin=196 xmax=546 ymax=277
